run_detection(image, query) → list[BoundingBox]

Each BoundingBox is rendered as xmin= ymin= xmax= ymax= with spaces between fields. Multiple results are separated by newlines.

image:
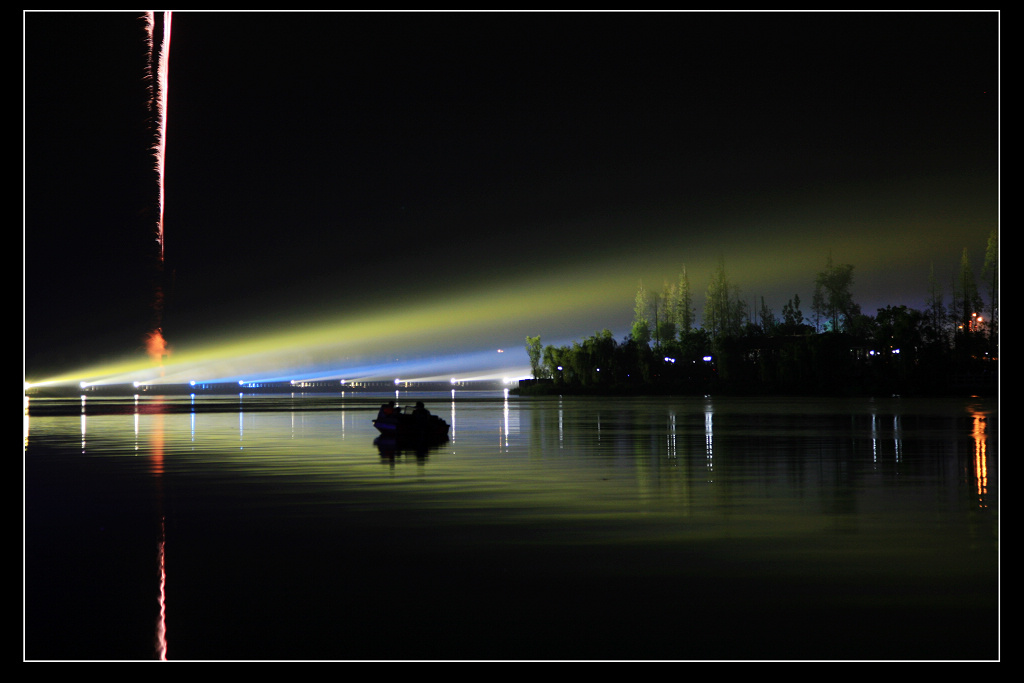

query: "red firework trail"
xmin=144 ymin=11 xmax=172 ymax=371
xmin=144 ymin=10 xmax=172 ymax=263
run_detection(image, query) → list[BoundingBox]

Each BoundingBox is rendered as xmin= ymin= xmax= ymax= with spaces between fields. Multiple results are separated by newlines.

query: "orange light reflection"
xmin=972 ymin=412 xmax=988 ymax=508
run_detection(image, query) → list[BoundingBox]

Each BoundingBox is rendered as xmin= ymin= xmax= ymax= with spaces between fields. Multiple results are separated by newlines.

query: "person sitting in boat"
xmin=377 ymin=401 xmax=398 ymax=420
xmin=412 ymin=401 xmax=431 ymax=418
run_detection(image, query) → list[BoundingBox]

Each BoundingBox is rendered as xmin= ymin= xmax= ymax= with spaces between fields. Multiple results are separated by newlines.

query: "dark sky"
xmin=24 ymin=10 xmax=999 ymax=384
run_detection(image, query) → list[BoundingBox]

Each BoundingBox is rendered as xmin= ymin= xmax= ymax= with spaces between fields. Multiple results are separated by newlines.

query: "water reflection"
xmin=148 ymin=404 xmax=168 ymax=661
xmin=973 ymin=410 xmax=989 ymax=508
xmin=156 ymin=516 xmax=167 ymax=661
xmin=558 ymin=397 xmax=564 ymax=447
xmin=667 ymin=411 xmax=676 ymax=459
xmin=129 ymin=396 xmax=170 ymax=660
xmin=894 ymin=413 xmax=902 ymax=462
xmin=499 ymin=392 xmax=519 ymax=451
xmin=704 ymin=402 xmax=714 ymax=478
xmin=24 ymin=393 xmax=998 ymax=660
xmin=450 ymin=393 xmax=457 ymax=440
xmin=80 ymin=402 xmax=86 ymax=452
xmin=870 ymin=408 xmax=904 ymax=465
xmin=373 ymin=435 xmax=445 ymax=463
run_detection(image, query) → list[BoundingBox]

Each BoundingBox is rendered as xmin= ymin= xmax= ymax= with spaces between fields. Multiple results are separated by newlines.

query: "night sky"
xmin=24 ymin=11 xmax=999 ymax=385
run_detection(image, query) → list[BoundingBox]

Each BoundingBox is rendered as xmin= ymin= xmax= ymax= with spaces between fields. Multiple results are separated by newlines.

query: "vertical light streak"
xmin=157 ymin=516 xmax=167 ymax=661
xmin=148 ymin=405 xmax=167 ymax=660
xmin=144 ymin=11 xmax=172 ymax=262
xmin=667 ymin=412 xmax=676 ymax=459
xmin=704 ymin=404 xmax=714 ymax=475
xmin=23 ymin=395 xmax=30 ymax=452
xmin=144 ymin=12 xmax=173 ymax=374
xmin=80 ymin=394 xmax=88 ymax=452
xmin=558 ymin=398 xmax=563 ymax=448
xmin=972 ymin=412 xmax=988 ymax=508
xmin=502 ymin=394 xmax=510 ymax=450
xmin=893 ymin=414 xmax=902 ymax=462
xmin=450 ymin=395 xmax=457 ymax=441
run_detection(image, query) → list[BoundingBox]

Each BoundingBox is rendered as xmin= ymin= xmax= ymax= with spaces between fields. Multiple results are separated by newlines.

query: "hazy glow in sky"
xmin=27 ymin=172 xmax=994 ymax=391
xmin=24 ymin=12 xmax=998 ymax=387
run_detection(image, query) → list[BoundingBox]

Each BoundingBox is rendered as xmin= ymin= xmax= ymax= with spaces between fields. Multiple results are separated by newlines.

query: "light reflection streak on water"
xmin=149 ymin=406 xmax=168 ymax=661
xmin=704 ymin=403 xmax=713 ymax=479
xmin=871 ymin=409 xmax=904 ymax=465
xmin=894 ymin=414 xmax=902 ymax=463
xmin=872 ymin=412 xmax=878 ymax=463
xmin=502 ymin=395 xmax=509 ymax=450
xmin=499 ymin=392 xmax=519 ymax=452
xmin=23 ymin=395 xmax=29 ymax=452
xmin=558 ymin=398 xmax=563 ymax=448
xmin=450 ymin=392 xmax=457 ymax=441
xmin=80 ymin=393 xmax=172 ymax=660
xmin=973 ymin=411 xmax=988 ymax=508
xmin=156 ymin=516 xmax=167 ymax=661
xmin=667 ymin=411 xmax=676 ymax=459
xmin=80 ymin=396 xmax=87 ymax=453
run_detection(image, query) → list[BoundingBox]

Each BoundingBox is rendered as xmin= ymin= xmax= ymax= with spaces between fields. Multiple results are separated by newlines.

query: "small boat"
xmin=373 ymin=403 xmax=450 ymax=443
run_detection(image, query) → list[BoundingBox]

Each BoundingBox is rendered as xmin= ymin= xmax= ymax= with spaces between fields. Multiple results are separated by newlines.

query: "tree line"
xmin=523 ymin=231 xmax=998 ymax=396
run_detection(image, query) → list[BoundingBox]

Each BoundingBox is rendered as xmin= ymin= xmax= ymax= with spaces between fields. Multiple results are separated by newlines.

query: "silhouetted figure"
xmin=377 ymin=401 xmax=397 ymax=420
xmin=412 ymin=401 xmax=431 ymax=418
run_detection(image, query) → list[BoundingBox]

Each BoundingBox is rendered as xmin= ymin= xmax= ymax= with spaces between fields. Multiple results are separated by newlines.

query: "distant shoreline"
xmin=511 ymin=377 xmax=998 ymax=400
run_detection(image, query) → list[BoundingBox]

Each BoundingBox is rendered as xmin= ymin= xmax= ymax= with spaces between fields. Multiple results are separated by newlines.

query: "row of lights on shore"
xmin=72 ymin=343 xmax=911 ymax=392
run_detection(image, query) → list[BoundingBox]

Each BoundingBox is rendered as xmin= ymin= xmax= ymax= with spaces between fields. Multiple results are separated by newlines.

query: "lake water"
xmin=24 ymin=391 xmax=998 ymax=660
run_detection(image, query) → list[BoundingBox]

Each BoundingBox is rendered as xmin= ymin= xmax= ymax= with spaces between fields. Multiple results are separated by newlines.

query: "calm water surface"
xmin=24 ymin=392 xmax=998 ymax=660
